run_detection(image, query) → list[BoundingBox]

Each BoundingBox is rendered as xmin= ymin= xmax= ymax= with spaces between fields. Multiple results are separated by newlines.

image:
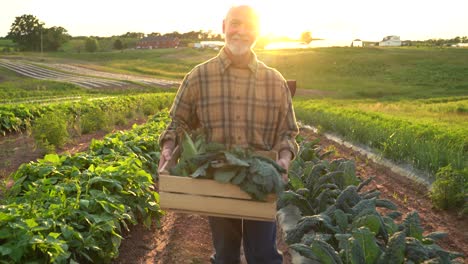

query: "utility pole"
xmin=41 ymin=28 xmax=43 ymax=56
xmin=40 ymin=23 xmax=44 ymax=56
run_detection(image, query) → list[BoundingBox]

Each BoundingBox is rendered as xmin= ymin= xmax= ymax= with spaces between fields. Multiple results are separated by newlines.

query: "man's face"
xmin=223 ymin=6 xmax=260 ymax=55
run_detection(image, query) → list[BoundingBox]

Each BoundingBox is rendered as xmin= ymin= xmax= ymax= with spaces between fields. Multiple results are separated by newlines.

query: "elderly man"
xmin=158 ymin=5 xmax=299 ymax=264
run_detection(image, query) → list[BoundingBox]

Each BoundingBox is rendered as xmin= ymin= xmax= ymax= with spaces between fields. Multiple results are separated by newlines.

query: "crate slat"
xmin=159 ymin=149 xmax=278 ymax=221
xmin=160 ymin=175 xmax=252 ymax=199
xmin=160 ymin=191 xmax=276 ymax=221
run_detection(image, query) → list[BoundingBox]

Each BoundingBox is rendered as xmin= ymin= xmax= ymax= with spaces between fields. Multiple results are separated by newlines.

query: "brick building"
xmin=136 ymin=36 xmax=180 ymax=49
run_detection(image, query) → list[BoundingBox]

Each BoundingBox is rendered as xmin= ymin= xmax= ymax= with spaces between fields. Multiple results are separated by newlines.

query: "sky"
xmin=1 ymin=0 xmax=468 ymax=42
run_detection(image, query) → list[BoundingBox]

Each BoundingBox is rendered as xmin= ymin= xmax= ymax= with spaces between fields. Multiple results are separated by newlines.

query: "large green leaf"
xmin=352 ymin=214 xmax=381 ymax=234
xmin=335 ymin=233 xmax=352 ymax=263
xmin=191 ymin=162 xmax=210 ymax=178
xmin=402 ymin=212 xmax=423 ymax=240
xmin=224 ymin=152 xmax=249 ymax=167
xmin=213 ymin=167 xmax=238 ymax=183
xmin=231 ymin=168 xmax=247 ymax=185
xmin=334 ymin=209 xmax=348 ymax=233
xmin=379 ymin=231 xmax=406 ymax=264
xmin=289 ymin=244 xmax=321 ymax=263
xmin=351 ymin=227 xmax=382 ymax=264
xmin=310 ymin=240 xmax=343 ymax=264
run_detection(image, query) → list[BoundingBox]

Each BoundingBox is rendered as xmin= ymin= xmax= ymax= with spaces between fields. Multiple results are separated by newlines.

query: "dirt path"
xmin=1 ymin=124 xmax=466 ymax=263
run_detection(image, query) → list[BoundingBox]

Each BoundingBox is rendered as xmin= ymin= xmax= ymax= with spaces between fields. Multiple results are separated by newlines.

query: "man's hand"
xmin=158 ymin=140 xmax=175 ymax=173
xmin=277 ymin=150 xmax=292 ymax=183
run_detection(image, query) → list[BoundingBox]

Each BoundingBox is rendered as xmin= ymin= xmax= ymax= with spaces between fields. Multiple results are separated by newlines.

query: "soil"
xmin=1 ymin=122 xmax=466 ymax=264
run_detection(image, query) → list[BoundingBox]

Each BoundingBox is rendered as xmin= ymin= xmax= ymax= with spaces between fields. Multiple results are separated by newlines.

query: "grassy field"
xmin=5 ymin=46 xmax=468 ymax=99
xmin=4 ymin=48 xmax=215 ymax=80
xmin=1 ymin=46 xmax=467 ymax=179
xmin=0 ymin=39 xmax=14 ymax=48
xmin=259 ymin=47 xmax=468 ymax=99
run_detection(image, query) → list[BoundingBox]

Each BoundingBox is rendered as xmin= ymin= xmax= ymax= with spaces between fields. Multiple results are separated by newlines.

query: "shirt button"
xmin=237 ymin=136 xmax=241 ymax=140
xmin=236 ymin=115 xmax=240 ymax=120
xmin=236 ymin=96 xmax=240 ymax=100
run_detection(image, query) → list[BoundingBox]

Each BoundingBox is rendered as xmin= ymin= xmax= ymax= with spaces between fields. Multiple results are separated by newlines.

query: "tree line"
xmin=4 ymin=14 xmax=226 ymax=52
xmin=4 ymin=14 xmax=467 ymax=52
xmin=407 ymin=36 xmax=468 ymax=46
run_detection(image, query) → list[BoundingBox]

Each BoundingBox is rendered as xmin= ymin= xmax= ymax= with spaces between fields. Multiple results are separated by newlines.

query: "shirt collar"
xmin=218 ymin=47 xmax=258 ymax=74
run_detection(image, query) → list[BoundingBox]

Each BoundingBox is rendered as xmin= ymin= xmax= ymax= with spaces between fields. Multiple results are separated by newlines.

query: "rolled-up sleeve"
xmin=274 ymin=81 xmax=299 ymax=159
xmin=159 ymin=70 xmax=199 ymax=147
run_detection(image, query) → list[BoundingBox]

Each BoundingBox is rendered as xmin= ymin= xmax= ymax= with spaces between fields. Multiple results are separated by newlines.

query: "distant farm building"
xmin=136 ymin=36 xmax=180 ymax=49
xmin=191 ymin=41 xmax=225 ymax=49
xmin=379 ymin=35 xmax=401 ymax=46
xmin=351 ymin=39 xmax=363 ymax=47
xmin=453 ymin=43 xmax=468 ymax=48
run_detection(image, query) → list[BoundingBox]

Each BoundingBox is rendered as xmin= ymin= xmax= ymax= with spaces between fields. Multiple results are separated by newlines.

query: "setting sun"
xmin=252 ymin=2 xmax=308 ymax=40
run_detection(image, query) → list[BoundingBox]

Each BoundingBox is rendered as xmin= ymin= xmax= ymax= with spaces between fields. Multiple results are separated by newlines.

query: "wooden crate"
xmin=159 ymin=149 xmax=278 ymax=221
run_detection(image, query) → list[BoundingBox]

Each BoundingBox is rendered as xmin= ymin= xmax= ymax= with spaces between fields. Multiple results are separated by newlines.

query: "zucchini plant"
xmin=0 ymin=113 xmax=169 ymax=263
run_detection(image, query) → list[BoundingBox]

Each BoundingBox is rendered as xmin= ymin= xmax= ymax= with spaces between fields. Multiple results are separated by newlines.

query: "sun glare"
xmin=254 ymin=3 xmax=305 ymax=40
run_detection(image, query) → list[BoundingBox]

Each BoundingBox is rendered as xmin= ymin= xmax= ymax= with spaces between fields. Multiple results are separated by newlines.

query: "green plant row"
xmin=0 ymin=93 xmax=175 ymax=136
xmin=294 ymin=100 xmax=467 ymax=176
xmin=0 ymin=113 xmax=170 ymax=263
xmin=279 ymin=139 xmax=464 ymax=263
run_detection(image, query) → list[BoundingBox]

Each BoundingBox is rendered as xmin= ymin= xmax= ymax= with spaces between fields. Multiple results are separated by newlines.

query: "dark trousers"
xmin=208 ymin=216 xmax=283 ymax=264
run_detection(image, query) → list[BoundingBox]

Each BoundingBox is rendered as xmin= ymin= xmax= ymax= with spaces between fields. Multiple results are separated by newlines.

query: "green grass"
xmin=257 ymin=47 xmax=468 ymax=99
xmin=0 ymin=39 xmax=14 ymax=47
xmin=7 ymin=48 xmax=217 ymax=80
xmin=7 ymin=46 xmax=468 ymax=100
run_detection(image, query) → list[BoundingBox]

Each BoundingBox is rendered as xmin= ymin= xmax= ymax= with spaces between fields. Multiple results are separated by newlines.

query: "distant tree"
xmin=6 ymin=14 xmax=43 ymax=51
xmin=300 ymin=31 xmax=313 ymax=44
xmin=182 ymin=31 xmax=201 ymax=40
xmin=163 ymin=31 xmax=182 ymax=38
xmin=72 ymin=39 xmax=85 ymax=53
xmin=85 ymin=37 xmax=99 ymax=52
xmin=7 ymin=14 xmax=70 ymax=52
xmin=211 ymin=33 xmax=224 ymax=41
xmin=148 ymin=32 xmax=161 ymax=37
xmin=113 ymin=39 xmax=123 ymax=50
xmin=121 ymin=32 xmax=145 ymax=39
xmin=44 ymin=26 xmax=70 ymax=51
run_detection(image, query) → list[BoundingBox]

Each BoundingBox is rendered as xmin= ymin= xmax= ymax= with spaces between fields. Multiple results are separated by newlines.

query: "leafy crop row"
xmin=0 ymin=113 xmax=170 ymax=263
xmin=294 ymin=100 xmax=467 ymax=212
xmin=279 ymin=139 xmax=464 ymax=263
xmin=0 ymin=93 xmax=174 ymax=136
xmin=294 ymin=100 xmax=467 ymax=174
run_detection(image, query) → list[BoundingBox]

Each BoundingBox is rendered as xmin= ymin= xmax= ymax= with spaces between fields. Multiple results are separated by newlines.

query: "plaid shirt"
xmin=159 ymin=48 xmax=299 ymax=157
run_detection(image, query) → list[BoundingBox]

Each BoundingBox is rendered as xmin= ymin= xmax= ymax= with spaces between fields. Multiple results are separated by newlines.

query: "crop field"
xmin=3 ymin=47 xmax=466 ymax=177
xmin=0 ymin=46 xmax=467 ymax=263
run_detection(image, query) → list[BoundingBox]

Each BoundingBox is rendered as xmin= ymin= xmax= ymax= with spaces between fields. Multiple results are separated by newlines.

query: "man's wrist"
xmin=279 ymin=149 xmax=292 ymax=161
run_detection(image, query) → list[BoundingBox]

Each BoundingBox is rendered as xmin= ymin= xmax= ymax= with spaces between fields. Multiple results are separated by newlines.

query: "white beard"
xmin=226 ymin=34 xmax=254 ymax=55
xmin=226 ymin=42 xmax=251 ymax=55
